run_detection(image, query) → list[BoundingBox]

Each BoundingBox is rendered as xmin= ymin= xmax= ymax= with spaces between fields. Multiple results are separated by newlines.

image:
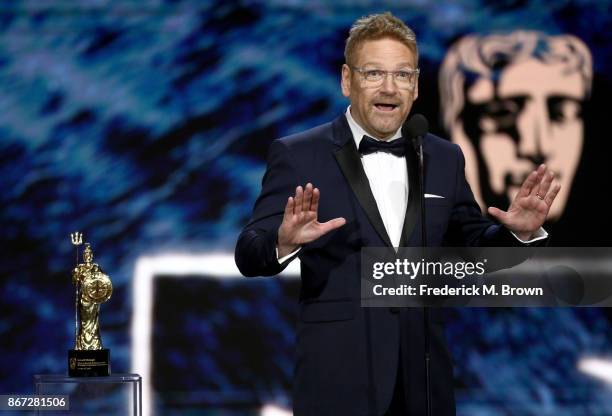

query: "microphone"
xmin=402 ymin=113 xmax=429 ymax=153
xmin=402 ymin=113 xmax=432 ymax=416
xmin=401 ymin=113 xmax=429 ymax=246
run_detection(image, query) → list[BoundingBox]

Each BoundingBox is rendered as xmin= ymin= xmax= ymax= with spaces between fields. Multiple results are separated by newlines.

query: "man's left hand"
xmin=487 ymin=164 xmax=561 ymax=241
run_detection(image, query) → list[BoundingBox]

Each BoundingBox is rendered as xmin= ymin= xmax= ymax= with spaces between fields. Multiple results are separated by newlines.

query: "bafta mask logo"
xmin=439 ymin=31 xmax=592 ymax=220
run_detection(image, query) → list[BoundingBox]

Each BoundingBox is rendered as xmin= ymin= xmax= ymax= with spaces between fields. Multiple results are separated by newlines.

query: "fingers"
xmin=536 ymin=170 xmax=554 ymax=200
xmin=544 ymin=182 xmax=561 ymax=206
xmin=303 ymin=183 xmax=313 ymax=213
xmin=283 ymin=196 xmax=294 ymax=220
xmin=518 ymin=165 xmax=560 ymax=204
xmin=535 ymin=163 xmax=546 ymax=180
xmin=529 ymin=164 xmax=547 ymax=197
xmin=517 ymin=170 xmax=539 ymax=198
xmin=487 ymin=206 xmax=508 ymax=222
xmin=527 ymin=165 xmax=560 ymax=207
xmin=319 ymin=217 xmax=347 ymax=234
xmin=293 ymin=186 xmax=303 ymax=215
xmin=289 ymin=183 xmax=319 ymax=217
xmin=310 ymin=187 xmax=320 ymax=213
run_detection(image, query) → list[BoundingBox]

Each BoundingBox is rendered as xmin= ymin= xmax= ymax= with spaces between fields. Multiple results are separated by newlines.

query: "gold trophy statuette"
xmin=68 ymin=232 xmax=113 ymax=376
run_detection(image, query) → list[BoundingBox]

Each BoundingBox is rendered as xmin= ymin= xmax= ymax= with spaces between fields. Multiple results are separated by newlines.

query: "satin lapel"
xmin=333 ymin=142 xmax=393 ymax=248
xmin=399 ymin=144 xmax=426 ymax=247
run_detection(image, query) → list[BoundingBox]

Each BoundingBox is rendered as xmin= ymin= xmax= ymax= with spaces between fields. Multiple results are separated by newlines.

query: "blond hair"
xmin=345 ymin=12 xmax=418 ymax=66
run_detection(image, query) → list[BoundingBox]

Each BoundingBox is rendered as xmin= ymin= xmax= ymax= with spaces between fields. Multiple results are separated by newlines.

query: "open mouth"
xmin=374 ymin=103 xmax=398 ymax=112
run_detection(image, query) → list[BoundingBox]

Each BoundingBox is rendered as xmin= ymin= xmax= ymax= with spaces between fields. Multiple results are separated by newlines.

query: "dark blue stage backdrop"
xmin=1 ymin=1 xmax=612 ymax=415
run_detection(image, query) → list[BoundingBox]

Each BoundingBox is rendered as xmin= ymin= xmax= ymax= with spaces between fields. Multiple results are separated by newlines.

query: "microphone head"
xmin=402 ymin=113 xmax=429 ymax=140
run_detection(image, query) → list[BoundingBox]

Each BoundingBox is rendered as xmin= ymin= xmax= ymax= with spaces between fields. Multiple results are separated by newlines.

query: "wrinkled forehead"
xmin=467 ymin=58 xmax=586 ymax=104
xmin=353 ymin=37 xmax=417 ymax=68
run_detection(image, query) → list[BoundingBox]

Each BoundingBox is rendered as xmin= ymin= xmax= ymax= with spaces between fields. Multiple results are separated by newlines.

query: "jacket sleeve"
xmin=235 ymin=139 xmax=302 ymax=277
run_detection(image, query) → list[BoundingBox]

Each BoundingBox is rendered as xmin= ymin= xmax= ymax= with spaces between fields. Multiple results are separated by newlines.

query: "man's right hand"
xmin=277 ymin=183 xmax=346 ymax=258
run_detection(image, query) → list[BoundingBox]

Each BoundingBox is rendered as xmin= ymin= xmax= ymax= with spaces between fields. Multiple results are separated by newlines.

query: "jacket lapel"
xmin=331 ymin=116 xmax=393 ymax=247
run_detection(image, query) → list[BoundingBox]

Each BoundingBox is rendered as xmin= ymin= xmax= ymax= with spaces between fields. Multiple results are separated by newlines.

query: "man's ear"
xmin=341 ymin=64 xmax=351 ymax=98
xmin=413 ymin=78 xmax=419 ymax=101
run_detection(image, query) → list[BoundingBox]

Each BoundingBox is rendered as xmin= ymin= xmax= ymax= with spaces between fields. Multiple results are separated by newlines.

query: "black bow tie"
xmin=358 ymin=135 xmax=407 ymax=157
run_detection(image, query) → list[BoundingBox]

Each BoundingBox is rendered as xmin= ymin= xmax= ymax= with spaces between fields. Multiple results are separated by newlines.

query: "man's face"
xmin=341 ymin=38 xmax=418 ymax=140
xmin=453 ymin=58 xmax=585 ymax=219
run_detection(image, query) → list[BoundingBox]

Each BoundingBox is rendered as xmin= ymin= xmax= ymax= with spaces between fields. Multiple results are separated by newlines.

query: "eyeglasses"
xmin=350 ymin=66 xmax=419 ymax=90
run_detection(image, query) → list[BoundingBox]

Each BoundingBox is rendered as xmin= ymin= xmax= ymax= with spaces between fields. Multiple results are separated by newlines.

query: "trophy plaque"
xmin=68 ymin=232 xmax=113 ymax=377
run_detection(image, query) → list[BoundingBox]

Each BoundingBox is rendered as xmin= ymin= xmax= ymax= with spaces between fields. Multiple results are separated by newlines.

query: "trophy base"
xmin=68 ymin=349 xmax=111 ymax=377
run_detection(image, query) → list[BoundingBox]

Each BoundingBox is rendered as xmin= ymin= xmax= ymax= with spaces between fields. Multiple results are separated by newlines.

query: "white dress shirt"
xmin=345 ymin=107 xmax=408 ymax=247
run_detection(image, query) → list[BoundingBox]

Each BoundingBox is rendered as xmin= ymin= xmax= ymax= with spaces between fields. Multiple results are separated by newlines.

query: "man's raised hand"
xmin=277 ymin=183 xmax=346 ymax=258
xmin=487 ymin=164 xmax=561 ymax=241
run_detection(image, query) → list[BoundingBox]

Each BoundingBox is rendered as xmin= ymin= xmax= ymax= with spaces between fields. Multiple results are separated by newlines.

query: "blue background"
xmin=1 ymin=1 xmax=612 ymax=414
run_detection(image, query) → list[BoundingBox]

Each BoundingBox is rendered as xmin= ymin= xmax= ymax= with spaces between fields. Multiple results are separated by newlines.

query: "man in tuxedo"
xmin=235 ymin=12 xmax=559 ymax=416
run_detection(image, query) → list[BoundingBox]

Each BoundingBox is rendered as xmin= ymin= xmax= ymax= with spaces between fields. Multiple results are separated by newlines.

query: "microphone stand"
xmin=415 ymin=134 xmax=431 ymax=416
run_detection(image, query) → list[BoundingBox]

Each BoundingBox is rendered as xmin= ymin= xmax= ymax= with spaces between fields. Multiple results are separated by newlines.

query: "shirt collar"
xmin=345 ymin=106 xmax=402 ymax=150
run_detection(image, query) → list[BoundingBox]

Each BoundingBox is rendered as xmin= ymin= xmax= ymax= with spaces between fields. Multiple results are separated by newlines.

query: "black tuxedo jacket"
xmin=235 ymin=115 xmax=528 ymax=415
